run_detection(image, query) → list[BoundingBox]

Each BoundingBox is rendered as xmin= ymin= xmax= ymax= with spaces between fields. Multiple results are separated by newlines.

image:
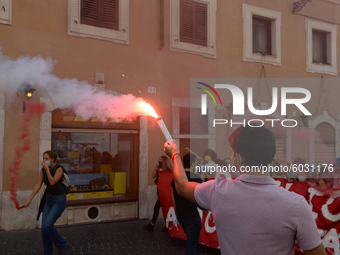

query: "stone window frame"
xmin=242 ymin=4 xmax=281 ymax=66
xmin=306 ymin=19 xmax=337 ymax=76
xmin=68 ymin=0 xmax=129 ymax=45
xmin=0 ymin=0 xmax=12 ymax=25
xmin=170 ymin=0 xmax=217 ymax=59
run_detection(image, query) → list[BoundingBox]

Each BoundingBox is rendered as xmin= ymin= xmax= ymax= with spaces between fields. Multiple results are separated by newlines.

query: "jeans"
xmin=179 ymin=216 xmax=202 ymax=255
xmin=41 ymin=194 xmax=68 ymax=255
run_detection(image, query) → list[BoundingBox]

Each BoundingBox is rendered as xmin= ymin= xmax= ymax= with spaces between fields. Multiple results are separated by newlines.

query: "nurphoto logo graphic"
xmin=197 ymin=82 xmax=312 ymax=128
xmin=196 ymin=82 xmax=222 ymax=115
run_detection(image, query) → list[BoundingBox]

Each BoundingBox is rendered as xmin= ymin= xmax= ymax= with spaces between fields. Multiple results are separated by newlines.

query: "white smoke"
xmin=0 ymin=47 xmax=148 ymax=120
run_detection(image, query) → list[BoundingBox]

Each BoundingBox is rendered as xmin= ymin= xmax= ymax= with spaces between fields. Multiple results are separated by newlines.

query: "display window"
xmin=51 ymin=109 xmax=139 ymax=205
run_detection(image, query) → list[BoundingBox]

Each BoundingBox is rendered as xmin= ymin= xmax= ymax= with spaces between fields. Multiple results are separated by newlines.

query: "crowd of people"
xmin=22 ymin=125 xmax=339 ymax=255
xmin=145 ymin=125 xmax=329 ymax=255
xmin=141 ymin=125 xmax=340 ymax=254
xmin=271 ymin=157 xmax=340 ymax=194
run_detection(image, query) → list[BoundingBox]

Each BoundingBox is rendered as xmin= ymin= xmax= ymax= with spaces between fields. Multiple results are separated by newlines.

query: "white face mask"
xmin=231 ymin=154 xmax=240 ymax=167
xmin=297 ymin=175 xmax=306 ymax=182
xmin=231 ymin=157 xmax=237 ymax=166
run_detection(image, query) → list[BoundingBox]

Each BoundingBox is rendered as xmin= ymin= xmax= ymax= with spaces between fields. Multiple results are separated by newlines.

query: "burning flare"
xmin=138 ymin=102 xmax=173 ymax=145
xmin=138 ymin=103 xmax=159 ymax=118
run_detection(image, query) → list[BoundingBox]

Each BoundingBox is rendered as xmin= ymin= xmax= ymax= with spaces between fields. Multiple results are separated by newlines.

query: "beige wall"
xmin=0 ymin=0 xmax=339 ymax=191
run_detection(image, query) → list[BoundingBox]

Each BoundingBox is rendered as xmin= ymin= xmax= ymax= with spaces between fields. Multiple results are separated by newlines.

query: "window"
xmin=180 ymin=0 xmax=207 ymax=46
xmin=312 ymin=30 xmax=328 ymax=64
xmin=68 ymin=0 xmax=129 ymax=45
xmin=0 ymin=0 xmax=12 ymax=25
xmin=243 ymin=4 xmax=281 ymax=66
xmin=81 ymin=0 xmax=119 ymax=30
xmin=51 ymin=108 xmax=139 ymax=203
xmin=170 ymin=0 xmax=216 ymax=58
xmin=52 ymin=131 xmax=138 ymax=201
xmin=306 ymin=19 xmax=337 ymax=75
xmin=252 ymin=17 xmax=271 ymax=55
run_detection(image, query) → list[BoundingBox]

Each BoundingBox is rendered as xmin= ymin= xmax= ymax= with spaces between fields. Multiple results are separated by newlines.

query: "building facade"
xmin=0 ymin=0 xmax=339 ymax=230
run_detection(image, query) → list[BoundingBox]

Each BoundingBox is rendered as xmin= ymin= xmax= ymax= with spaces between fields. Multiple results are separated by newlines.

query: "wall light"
xmin=20 ymin=83 xmax=36 ymax=112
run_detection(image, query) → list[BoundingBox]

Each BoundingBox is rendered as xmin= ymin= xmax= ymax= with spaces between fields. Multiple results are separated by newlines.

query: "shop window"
xmin=52 ymin=131 xmax=138 ymax=201
xmin=306 ymin=19 xmax=337 ymax=75
xmin=243 ymin=4 xmax=281 ymax=66
xmin=68 ymin=0 xmax=129 ymax=44
xmin=170 ymin=0 xmax=216 ymax=58
xmin=81 ymin=0 xmax=119 ymax=30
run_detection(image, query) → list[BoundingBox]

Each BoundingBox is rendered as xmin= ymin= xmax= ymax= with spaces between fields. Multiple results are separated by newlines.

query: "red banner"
xmin=158 ymin=171 xmax=340 ymax=254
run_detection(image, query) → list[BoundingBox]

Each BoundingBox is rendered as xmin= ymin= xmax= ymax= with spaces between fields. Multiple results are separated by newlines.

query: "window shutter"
xmin=315 ymin=143 xmax=335 ymax=166
xmin=81 ymin=0 xmax=119 ymax=30
xmin=81 ymin=0 xmax=100 ymax=27
xmin=275 ymin=138 xmax=285 ymax=161
xmin=180 ymin=0 xmax=207 ymax=46
xmin=101 ymin=0 xmax=119 ymax=30
xmin=194 ymin=3 xmax=207 ymax=46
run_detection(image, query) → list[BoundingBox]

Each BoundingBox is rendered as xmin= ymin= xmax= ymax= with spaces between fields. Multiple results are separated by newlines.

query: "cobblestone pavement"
xmin=0 ymin=220 xmax=221 ymax=255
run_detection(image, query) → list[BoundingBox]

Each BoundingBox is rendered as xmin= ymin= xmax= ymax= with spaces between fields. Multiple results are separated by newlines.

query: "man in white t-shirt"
xmin=164 ymin=125 xmax=326 ymax=255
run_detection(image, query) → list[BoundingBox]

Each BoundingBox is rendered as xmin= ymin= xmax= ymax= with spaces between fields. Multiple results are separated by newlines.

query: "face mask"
xmin=205 ymin=156 xmax=212 ymax=162
xmin=297 ymin=175 xmax=306 ymax=182
xmin=46 ymin=161 xmax=51 ymax=167
xmin=231 ymin=157 xmax=237 ymax=166
xmin=231 ymin=153 xmax=240 ymax=167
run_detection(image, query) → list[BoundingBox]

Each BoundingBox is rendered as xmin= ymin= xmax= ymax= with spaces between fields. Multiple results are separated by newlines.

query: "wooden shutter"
xmin=315 ymin=123 xmax=335 ymax=165
xmin=102 ymin=0 xmax=119 ymax=30
xmin=275 ymin=137 xmax=285 ymax=161
xmin=81 ymin=0 xmax=100 ymax=27
xmin=180 ymin=0 xmax=207 ymax=46
xmin=315 ymin=143 xmax=335 ymax=166
xmin=81 ymin=0 xmax=119 ymax=30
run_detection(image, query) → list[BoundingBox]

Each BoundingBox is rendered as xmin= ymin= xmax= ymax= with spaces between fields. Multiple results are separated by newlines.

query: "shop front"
xmin=51 ymin=108 xmax=140 ymax=225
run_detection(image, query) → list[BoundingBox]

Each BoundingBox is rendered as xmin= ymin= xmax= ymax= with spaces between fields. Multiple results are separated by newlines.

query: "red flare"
xmin=9 ymin=101 xmax=45 ymax=210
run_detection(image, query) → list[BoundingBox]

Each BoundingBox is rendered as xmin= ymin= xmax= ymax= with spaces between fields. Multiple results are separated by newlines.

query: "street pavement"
xmin=0 ymin=220 xmax=221 ymax=255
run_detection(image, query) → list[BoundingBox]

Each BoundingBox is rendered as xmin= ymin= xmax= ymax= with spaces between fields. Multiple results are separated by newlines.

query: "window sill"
xmin=307 ymin=62 xmax=337 ymax=76
xmin=312 ymin=62 xmax=330 ymax=65
xmin=243 ymin=53 xmax=281 ymax=66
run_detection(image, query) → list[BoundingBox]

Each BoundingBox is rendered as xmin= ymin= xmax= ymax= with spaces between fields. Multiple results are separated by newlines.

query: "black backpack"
xmin=56 ymin=164 xmax=70 ymax=194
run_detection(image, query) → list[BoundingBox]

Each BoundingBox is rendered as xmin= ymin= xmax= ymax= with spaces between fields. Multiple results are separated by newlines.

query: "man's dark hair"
xmin=228 ymin=125 xmax=276 ymax=166
xmin=183 ymin=153 xmax=197 ymax=169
